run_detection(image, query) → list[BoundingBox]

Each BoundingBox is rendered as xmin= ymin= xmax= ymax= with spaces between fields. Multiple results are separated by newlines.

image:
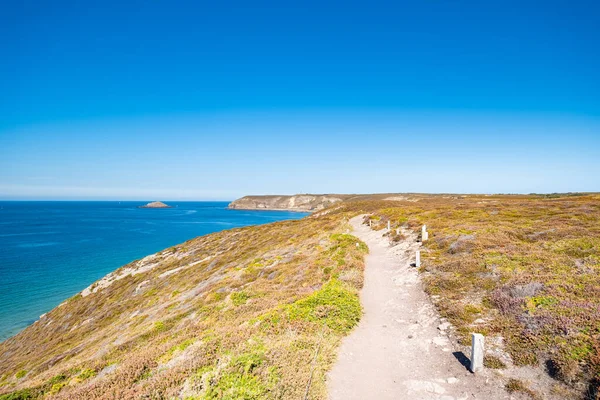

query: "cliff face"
xmin=228 ymin=194 xmax=347 ymax=212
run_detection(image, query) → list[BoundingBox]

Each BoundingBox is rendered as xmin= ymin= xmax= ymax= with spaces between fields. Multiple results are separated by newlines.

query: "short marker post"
xmin=387 ymin=221 xmax=390 ymax=231
xmin=415 ymin=250 xmax=420 ymax=267
xmin=422 ymin=225 xmax=429 ymax=241
xmin=470 ymin=333 xmax=484 ymax=373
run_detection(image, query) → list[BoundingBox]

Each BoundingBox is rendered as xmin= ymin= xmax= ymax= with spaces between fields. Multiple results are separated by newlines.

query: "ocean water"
xmin=0 ymin=201 xmax=308 ymax=341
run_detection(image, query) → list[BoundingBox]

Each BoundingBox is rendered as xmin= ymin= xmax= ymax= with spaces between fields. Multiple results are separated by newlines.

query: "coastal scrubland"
xmin=0 ymin=211 xmax=367 ymax=399
xmin=345 ymin=193 xmax=600 ymax=399
xmin=1 ymin=193 xmax=599 ymax=399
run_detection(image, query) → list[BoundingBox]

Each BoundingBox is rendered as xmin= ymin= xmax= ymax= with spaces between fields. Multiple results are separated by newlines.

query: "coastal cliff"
xmin=228 ymin=194 xmax=348 ymax=212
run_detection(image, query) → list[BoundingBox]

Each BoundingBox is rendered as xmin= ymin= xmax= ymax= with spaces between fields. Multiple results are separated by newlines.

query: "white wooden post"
xmin=422 ymin=225 xmax=428 ymax=241
xmin=369 ymin=220 xmax=372 ymax=228
xmin=415 ymin=250 xmax=420 ymax=267
xmin=470 ymin=333 xmax=484 ymax=373
xmin=396 ymin=228 xmax=400 ymax=235
xmin=387 ymin=221 xmax=390 ymax=231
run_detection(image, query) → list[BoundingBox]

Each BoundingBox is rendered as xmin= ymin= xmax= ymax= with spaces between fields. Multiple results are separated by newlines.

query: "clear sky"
xmin=1 ymin=1 xmax=599 ymax=200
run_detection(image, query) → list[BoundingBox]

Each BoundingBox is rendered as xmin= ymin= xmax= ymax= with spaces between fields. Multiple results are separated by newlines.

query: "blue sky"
xmin=1 ymin=1 xmax=599 ymax=200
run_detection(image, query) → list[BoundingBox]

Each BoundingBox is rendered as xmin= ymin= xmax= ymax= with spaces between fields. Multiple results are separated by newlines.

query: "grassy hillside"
xmin=342 ymin=194 xmax=600 ymax=399
xmin=1 ymin=193 xmax=599 ymax=399
xmin=0 ymin=211 xmax=367 ymax=399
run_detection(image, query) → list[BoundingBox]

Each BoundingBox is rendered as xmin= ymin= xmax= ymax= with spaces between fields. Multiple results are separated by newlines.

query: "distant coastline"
xmin=228 ymin=194 xmax=346 ymax=212
xmin=228 ymin=206 xmax=311 ymax=213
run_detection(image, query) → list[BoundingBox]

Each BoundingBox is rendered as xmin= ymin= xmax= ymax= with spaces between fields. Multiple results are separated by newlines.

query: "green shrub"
xmin=77 ymin=368 xmax=96 ymax=381
xmin=203 ymin=372 xmax=266 ymax=400
xmin=47 ymin=373 xmax=66 ymax=385
xmin=49 ymin=382 xmax=67 ymax=395
xmin=287 ymin=279 xmax=361 ymax=333
xmin=231 ymin=291 xmax=250 ymax=306
xmin=153 ymin=321 xmax=167 ymax=332
xmin=0 ymin=389 xmax=33 ymax=400
xmin=14 ymin=371 xmax=26 ymax=379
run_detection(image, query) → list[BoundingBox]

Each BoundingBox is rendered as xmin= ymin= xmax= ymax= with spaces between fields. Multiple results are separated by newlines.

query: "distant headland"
xmin=139 ymin=201 xmax=171 ymax=209
xmin=228 ymin=194 xmax=349 ymax=212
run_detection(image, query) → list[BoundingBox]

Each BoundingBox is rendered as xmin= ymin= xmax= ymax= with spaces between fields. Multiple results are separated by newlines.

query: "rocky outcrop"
xmin=139 ymin=201 xmax=171 ymax=208
xmin=228 ymin=194 xmax=347 ymax=212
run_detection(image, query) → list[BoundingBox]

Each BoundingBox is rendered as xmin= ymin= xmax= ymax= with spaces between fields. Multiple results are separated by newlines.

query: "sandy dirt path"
xmin=327 ymin=216 xmax=512 ymax=400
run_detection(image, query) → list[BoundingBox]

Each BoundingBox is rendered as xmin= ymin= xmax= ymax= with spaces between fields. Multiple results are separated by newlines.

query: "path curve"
xmin=327 ymin=216 xmax=511 ymax=400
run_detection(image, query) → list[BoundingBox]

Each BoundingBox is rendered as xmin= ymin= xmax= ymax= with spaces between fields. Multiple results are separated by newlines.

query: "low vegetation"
xmin=0 ymin=209 xmax=367 ymax=399
xmin=505 ymin=378 xmax=541 ymax=400
xmin=1 ymin=192 xmax=599 ymax=399
xmin=341 ymin=193 xmax=600 ymax=399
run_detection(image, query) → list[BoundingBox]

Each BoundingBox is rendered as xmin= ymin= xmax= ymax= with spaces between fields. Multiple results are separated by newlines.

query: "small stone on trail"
xmin=447 ymin=377 xmax=459 ymax=384
xmin=408 ymin=335 xmax=413 ymax=339
xmin=438 ymin=322 xmax=451 ymax=331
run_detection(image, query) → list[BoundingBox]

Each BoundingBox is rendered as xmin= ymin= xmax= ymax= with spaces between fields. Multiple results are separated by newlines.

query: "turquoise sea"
xmin=0 ymin=201 xmax=308 ymax=341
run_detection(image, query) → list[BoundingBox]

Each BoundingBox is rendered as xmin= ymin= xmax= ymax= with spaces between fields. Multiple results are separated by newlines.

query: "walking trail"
xmin=327 ymin=216 xmax=512 ymax=400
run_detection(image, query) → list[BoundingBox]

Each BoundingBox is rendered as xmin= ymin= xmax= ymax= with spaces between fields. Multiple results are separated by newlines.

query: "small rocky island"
xmin=139 ymin=201 xmax=171 ymax=209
